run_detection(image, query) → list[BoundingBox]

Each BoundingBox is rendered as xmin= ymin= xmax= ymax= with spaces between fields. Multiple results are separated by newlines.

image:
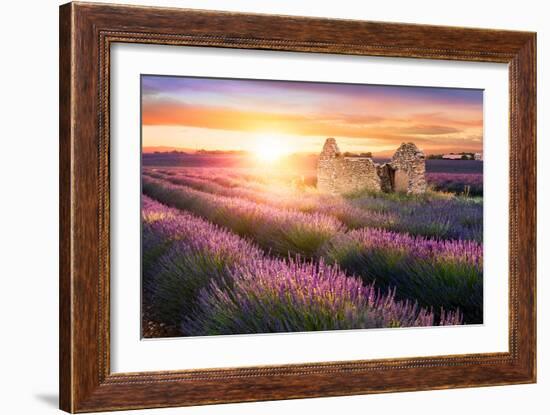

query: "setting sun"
xmin=253 ymin=134 xmax=290 ymax=163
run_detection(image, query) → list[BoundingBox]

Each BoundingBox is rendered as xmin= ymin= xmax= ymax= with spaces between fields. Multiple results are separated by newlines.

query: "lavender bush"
xmin=427 ymin=172 xmax=483 ymax=196
xmin=183 ymin=258 xmax=462 ymax=336
xmin=143 ymin=177 xmax=483 ymax=321
xmin=142 ymin=196 xmax=263 ymax=326
xmin=142 ymin=177 xmax=344 ymax=258
xmin=142 ymin=165 xmax=483 ymax=335
xmin=322 ymin=228 xmax=483 ymax=323
xmin=143 ymin=196 xmax=462 ymax=334
xmin=145 ymin=170 xmax=481 ymax=241
xmin=146 ymin=169 xmax=483 ymax=240
xmin=350 ymin=195 xmax=483 ymax=241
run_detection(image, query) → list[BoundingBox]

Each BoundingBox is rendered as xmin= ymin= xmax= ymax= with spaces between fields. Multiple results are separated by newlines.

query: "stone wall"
xmin=389 ymin=143 xmax=427 ymax=194
xmin=317 ymin=138 xmax=382 ymax=194
xmin=333 ymin=157 xmax=382 ymax=193
xmin=317 ymin=138 xmax=427 ymax=195
xmin=376 ymin=163 xmax=394 ymax=193
xmin=317 ymin=138 xmax=341 ymax=193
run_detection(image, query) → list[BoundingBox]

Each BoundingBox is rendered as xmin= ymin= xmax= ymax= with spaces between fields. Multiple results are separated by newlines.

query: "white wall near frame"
xmin=1 ymin=1 xmax=547 ymax=415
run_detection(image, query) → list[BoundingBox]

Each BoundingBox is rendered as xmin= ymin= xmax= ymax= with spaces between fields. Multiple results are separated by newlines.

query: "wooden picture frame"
xmin=59 ymin=2 xmax=536 ymax=412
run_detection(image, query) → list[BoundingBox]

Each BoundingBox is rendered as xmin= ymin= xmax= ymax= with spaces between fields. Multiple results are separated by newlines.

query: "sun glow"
xmin=253 ymin=134 xmax=291 ymax=163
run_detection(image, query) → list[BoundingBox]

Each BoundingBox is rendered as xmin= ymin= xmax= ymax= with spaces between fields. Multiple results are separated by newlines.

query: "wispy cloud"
xmin=141 ymin=75 xmax=483 ymax=154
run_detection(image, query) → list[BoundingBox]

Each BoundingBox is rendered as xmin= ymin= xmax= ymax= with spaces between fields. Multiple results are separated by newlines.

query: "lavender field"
xmin=140 ymin=75 xmax=484 ymax=337
xmin=141 ymin=162 xmax=482 ymax=338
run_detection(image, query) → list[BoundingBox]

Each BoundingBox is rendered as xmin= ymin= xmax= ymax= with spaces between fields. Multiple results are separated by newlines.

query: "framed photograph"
xmin=59 ymin=2 xmax=536 ymax=412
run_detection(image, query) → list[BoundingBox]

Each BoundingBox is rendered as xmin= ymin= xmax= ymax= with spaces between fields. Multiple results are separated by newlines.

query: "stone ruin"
xmin=317 ymin=138 xmax=427 ymax=194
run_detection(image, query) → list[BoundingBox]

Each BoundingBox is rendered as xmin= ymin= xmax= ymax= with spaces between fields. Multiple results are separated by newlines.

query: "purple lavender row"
xmin=323 ymin=228 xmax=483 ymax=323
xmin=143 ymin=195 xmax=264 ymax=326
xmin=142 ymin=195 xmax=262 ymax=264
xmin=143 ymin=178 xmax=482 ymax=322
xmin=143 ymin=176 xmax=482 ymax=274
xmin=142 ymin=176 xmax=344 ymax=258
xmin=143 ymin=170 xmax=393 ymax=231
xmin=351 ymin=195 xmax=483 ymax=241
xmin=183 ymin=258 xmax=461 ymax=335
xmin=145 ymin=169 xmax=482 ymax=241
xmin=142 ymin=196 xmax=462 ymax=335
xmin=335 ymin=227 xmax=482 ymax=266
xmin=426 ymin=172 xmax=483 ymax=196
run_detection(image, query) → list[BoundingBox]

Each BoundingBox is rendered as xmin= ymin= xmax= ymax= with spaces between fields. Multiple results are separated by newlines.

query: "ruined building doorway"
xmin=394 ymin=169 xmax=409 ymax=193
xmin=387 ymin=167 xmax=396 ymax=192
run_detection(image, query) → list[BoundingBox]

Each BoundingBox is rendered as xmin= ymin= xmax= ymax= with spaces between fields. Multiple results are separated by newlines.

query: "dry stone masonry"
xmin=317 ymin=138 xmax=427 ymax=195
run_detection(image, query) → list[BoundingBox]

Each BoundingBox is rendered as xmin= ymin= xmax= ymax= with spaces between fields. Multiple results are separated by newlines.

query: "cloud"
xmin=143 ymin=100 xmax=482 ymax=151
xmin=142 ymin=100 xmax=313 ymax=133
xmin=141 ymin=78 xmax=484 ymax=153
xmin=407 ymin=112 xmax=483 ymax=128
xmin=397 ymin=125 xmax=462 ymax=135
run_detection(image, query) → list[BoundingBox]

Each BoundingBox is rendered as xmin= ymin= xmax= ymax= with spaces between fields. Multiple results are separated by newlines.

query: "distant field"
xmin=143 ymin=152 xmax=482 ymax=173
xmin=142 ymin=153 xmax=483 ymax=196
xmin=142 ymin=153 xmax=250 ymax=168
xmin=425 ymin=159 xmax=483 ymax=174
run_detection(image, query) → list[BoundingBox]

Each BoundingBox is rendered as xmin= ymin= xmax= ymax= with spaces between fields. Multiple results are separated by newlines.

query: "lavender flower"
xmin=427 ymin=172 xmax=483 ymax=196
xmin=323 ymin=228 xmax=483 ymax=323
xmin=142 ymin=177 xmax=344 ymax=257
xmin=144 ymin=169 xmax=482 ymax=241
xmin=142 ymin=167 xmax=482 ymax=330
xmin=351 ymin=196 xmax=483 ymax=241
xmin=183 ymin=257 xmax=461 ymax=335
xmin=142 ymin=196 xmax=463 ymax=334
xmin=142 ymin=196 xmax=263 ymax=325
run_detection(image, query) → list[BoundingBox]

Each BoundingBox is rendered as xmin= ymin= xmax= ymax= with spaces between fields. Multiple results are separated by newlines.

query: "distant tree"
xmin=343 ymin=151 xmax=372 ymax=158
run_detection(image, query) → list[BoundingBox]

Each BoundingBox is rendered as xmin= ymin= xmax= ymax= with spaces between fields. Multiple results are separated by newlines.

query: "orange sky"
xmin=142 ymin=76 xmax=483 ymax=156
